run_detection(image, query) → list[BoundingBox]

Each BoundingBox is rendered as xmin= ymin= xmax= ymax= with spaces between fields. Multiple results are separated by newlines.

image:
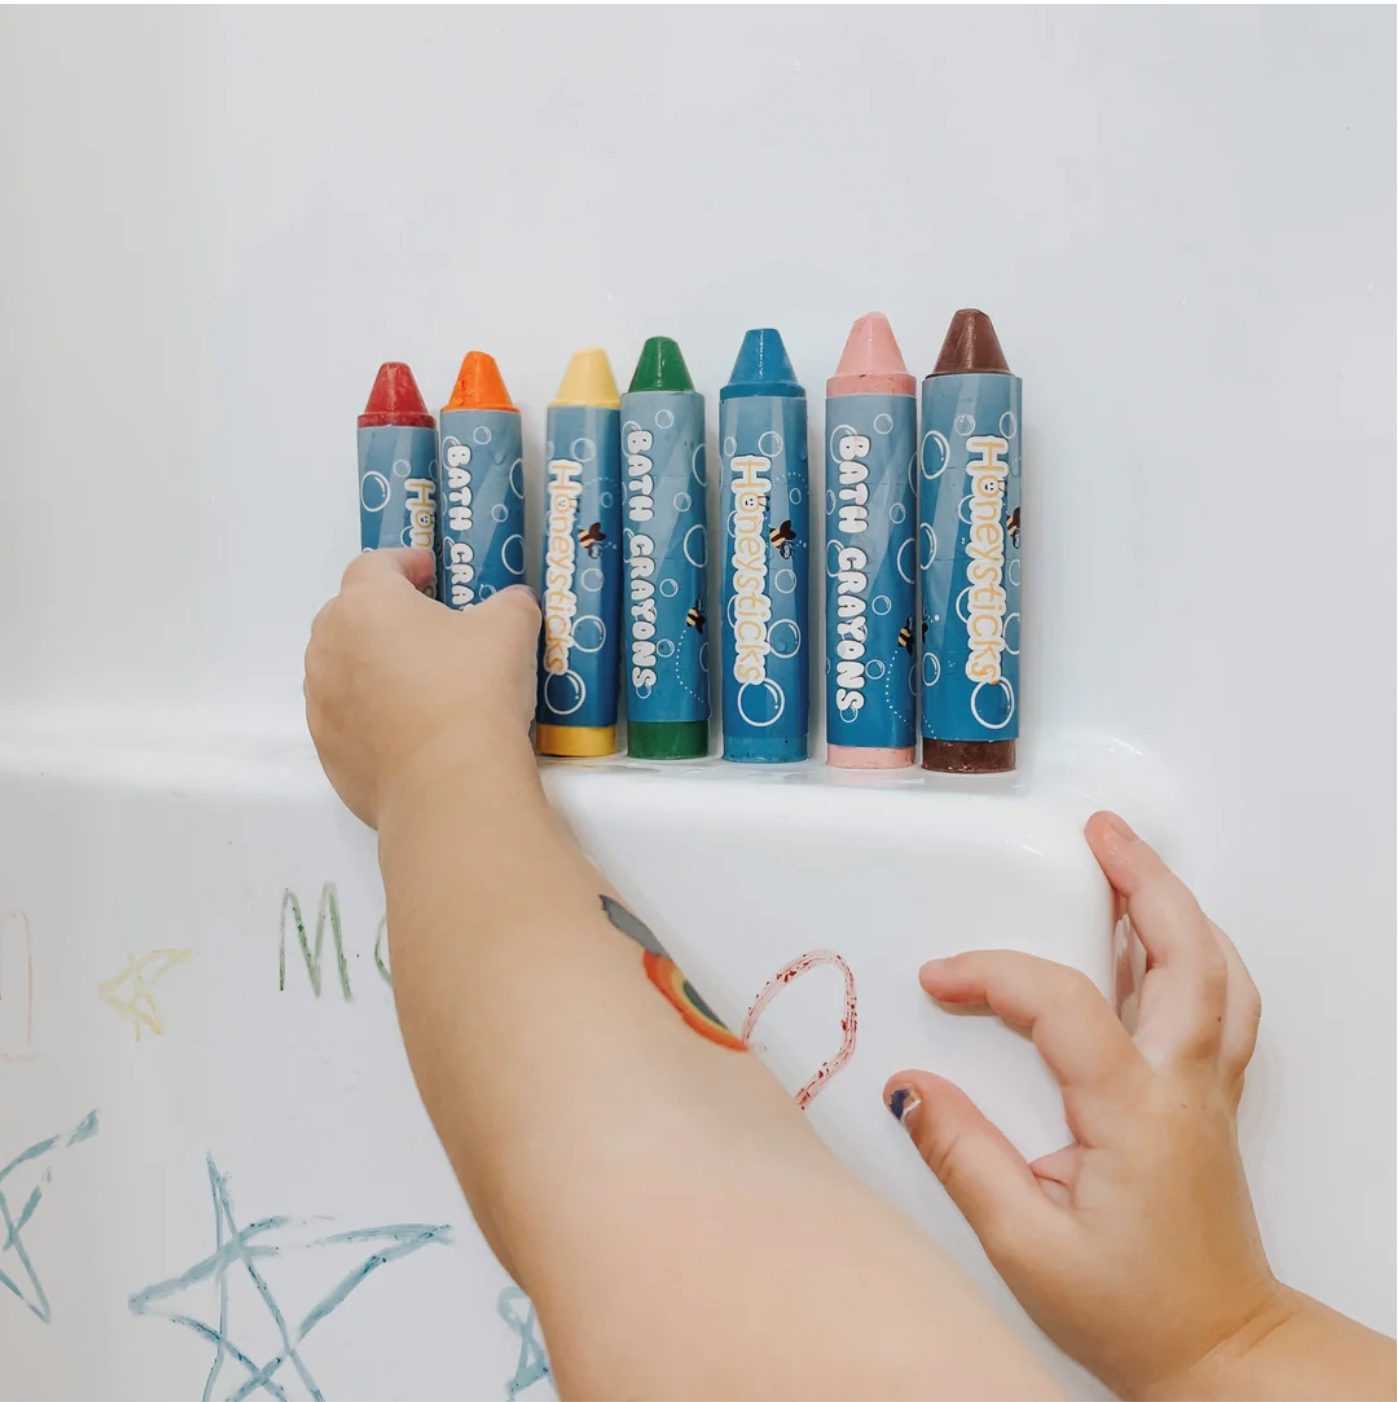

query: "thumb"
xmin=884 ymin=1071 xmax=1060 ymax=1257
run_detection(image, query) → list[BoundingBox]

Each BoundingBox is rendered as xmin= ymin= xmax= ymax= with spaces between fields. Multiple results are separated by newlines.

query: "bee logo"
xmin=578 ymin=522 xmax=606 ymax=558
xmin=768 ymin=519 xmax=797 ymax=558
xmin=1005 ymin=507 xmax=1021 ymax=550
xmin=898 ymin=617 xmax=916 ymax=658
xmin=686 ymin=598 xmax=706 ymax=633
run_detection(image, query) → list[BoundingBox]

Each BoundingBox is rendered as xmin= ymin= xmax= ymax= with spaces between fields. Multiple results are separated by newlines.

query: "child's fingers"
xmin=920 ymin=952 xmax=1147 ymax=1120
xmin=1084 ymin=812 xmax=1229 ymax=1071
xmin=1208 ymin=920 xmax=1262 ymax=1098
xmin=882 ymin=1071 xmax=1062 ymax=1260
xmin=342 ymin=545 xmax=437 ymax=593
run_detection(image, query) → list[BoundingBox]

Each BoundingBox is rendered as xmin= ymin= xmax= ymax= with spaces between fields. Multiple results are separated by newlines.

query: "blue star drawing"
xmin=498 ymin=1285 xmax=552 ymax=1400
xmin=130 ymin=1155 xmax=452 ymax=1402
xmin=0 ymin=1109 xmax=100 ymax=1324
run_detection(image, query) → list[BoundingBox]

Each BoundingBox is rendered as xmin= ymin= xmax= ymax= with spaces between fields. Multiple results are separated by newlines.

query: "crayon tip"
xmin=722 ymin=327 xmax=803 ymax=399
xmin=552 ymin=348 xmax=621 ymax=408
xmin=827 ymin=312 xmax=916 ymax=397
xmin=359 ymin=362 xmax=436 ymax=429
xmin=931 ymin=309 xmax=1011 ymax=376
xmin=628 ymin=336 xmax=695 ymax=394
xmin=444 ymin=351 xmax=517 ymax=412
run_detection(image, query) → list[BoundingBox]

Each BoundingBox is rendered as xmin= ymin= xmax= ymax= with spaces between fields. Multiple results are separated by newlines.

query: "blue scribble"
xmin=498 ymin=1285 xmax=552 ymax=1399
xmin=0 ymin=1109 xmax=100 ymax=1323
xmin=130 ymin=1155 xmax=452 ymax=1401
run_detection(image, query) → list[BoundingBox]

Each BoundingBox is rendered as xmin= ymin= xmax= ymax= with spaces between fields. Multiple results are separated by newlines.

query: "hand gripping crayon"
xmin=621 ymin=337 xmax=710 ymax=759
xmin=536 ymin=350 xmax=623 ymax=758
xmin=357 ymin=362 xmax=438 ymax=595
xmin=825 ymin=313 xmax=918 ymax=769
xmin=919 ymin=310 xmax=1022 ymax=773
xmin=720 ymin=328 xmax=809 ymax=763
xmin=437 ymin=352 xmax=527 ymax=608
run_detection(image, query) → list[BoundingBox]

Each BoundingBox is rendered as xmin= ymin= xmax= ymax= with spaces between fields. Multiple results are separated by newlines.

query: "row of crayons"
xmin=355 ymin=309 xmax=1021 ymax=773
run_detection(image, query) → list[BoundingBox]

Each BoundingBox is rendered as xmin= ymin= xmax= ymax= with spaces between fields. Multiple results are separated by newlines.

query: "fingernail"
xmin=1105 ymin=813 xmax=1138 ymax=844
xmin=887 ymin=1088 xmax=921 ymax=1124
xmin=921 ymin=957 xmax=950 ymax=976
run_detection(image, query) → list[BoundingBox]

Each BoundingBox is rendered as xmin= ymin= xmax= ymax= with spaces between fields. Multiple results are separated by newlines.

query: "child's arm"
xmin=885 ymin=812 xmax=1396 ymax=1402
xmin=305 ymin=548 xmax=1054 ymax=1402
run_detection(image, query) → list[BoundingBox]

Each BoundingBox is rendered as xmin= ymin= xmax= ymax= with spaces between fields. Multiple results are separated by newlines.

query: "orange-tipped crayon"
xmin=438 ymin=351 xmax=526 ymax=607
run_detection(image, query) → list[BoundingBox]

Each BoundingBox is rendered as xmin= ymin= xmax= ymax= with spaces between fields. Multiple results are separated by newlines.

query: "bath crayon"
xmin=825 ymin=313 xmax=918 ymax=769
xmin=919 ymin=310 xmax=1022 ymax=773
xmin=437 ymin=352 xmax=527 ymax=608
xmin=357 ymin=362 xmax=438 ymax=595
xmin=536 ymin=350 xmax=623 ymax=758
xmin=621 ymin=337 xmax=710 ymax=759
xmin=719 ymin=329 xmax=809 ymax=763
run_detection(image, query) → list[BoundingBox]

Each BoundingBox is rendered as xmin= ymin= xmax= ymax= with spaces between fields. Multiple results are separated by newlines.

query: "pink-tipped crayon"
xmin=825 ymin=313 xmax=918 ymax=768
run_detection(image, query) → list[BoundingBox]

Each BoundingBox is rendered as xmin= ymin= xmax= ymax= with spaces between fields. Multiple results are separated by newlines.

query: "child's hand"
xmin=885 ymin=812 xmax=1281 ymax=1400
xmin=304 ymin=549 xmax=540 ymax=828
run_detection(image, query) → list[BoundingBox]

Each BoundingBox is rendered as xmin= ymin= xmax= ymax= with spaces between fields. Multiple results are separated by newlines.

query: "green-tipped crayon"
xmin=622 ymin=337 xmax=710 ymax=760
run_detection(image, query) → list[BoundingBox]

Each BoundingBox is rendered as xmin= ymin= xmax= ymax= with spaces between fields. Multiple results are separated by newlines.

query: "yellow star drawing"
xmin=98 ymin=949 xmax=191 ymax=1040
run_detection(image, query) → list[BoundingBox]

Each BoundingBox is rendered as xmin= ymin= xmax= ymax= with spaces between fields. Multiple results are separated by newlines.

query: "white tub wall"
xmin=0 ymin=0 xmax=1392 ymax=1352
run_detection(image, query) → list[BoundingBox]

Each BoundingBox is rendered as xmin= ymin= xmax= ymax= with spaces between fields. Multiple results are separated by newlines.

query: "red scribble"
xmin=742 ymin=950 xmax=857 ymax=1110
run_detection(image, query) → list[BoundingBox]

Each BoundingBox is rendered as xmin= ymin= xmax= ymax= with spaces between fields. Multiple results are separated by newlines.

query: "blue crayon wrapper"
xmin=919 ymin=373 xmax=1023 ymax=742
xmin=437 ymin=409 xmax=526 ymax=607
xmin=357 ymin=425 xmax=438 ymax=598
xmin=620 ymin=392 xmax=710 ymax=724
xmin=825 ymin=395 xmax=917 ymax=750
xmin=719 ymin=397 xmax=810 ymax=760
xmin=537 ymin=405 xmax=623 ymax=729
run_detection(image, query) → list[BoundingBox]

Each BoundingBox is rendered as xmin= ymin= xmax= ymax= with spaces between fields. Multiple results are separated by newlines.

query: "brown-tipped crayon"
xmin=919 ymin=310 xmax=1022 ymax=774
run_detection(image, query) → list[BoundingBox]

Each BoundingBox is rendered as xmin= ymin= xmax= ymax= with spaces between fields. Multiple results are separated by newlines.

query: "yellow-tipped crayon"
xmin=535 ymin=349 xmax=624 ymax=758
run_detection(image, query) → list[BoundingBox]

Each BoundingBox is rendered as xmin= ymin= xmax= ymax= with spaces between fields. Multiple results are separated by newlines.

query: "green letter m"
xmin=279 ymin=884 xmax=353 ymax=1000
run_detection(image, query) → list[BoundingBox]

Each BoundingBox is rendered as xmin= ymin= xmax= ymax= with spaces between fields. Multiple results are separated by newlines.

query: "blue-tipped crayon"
xmin=357 ymin=362 xmax=438 ymax=596
xmin=437 ymin=351 xmax=527 ymax=608
xmin=719 ymin=328 xmax=810 ymax=763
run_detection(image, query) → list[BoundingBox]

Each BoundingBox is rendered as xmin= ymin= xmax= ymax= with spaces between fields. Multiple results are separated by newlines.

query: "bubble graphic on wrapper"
xmin=692 ymin=443 xmax=707 ymax=487
xmin=479 ymin=583 xmax=496 ymax=599
xmin=659 ymin=578 xmax=679 ymax=598
xmin=1003 ymin=612 xmax=1021 ymax=657
xmin=870 ymin=596 xmax=891 ymax=617
xmin=572 ymin=616 xmax=606 ymax=653
xmin=953 ymin=414 xmax=975 ymax=437
xmin=544 ymin=669 xmax=587 ymax=717
xmin=699 ymin=642 xmax=709 ymax=673
xmin=757 ymin=431 xmax=783 ymax=457
xmin=790 ymin=487 xmax=802 ymax=504
xmin=768 ymin=620 xmax=801 ymax=659
xmin=955 ymin=586 xmax=972 ymax=623
xmin=501 ymin=534 xmax=525 ymax=577
xmin=923 ymin=653 xmax=941 ymax=687
xmin=970 ymin=678 xmax=1015 ymax=730
xmin=571 ymin=437 xmax=596 ymax=463
xmin=959 ymin=495 xmax=976 ymax=526
xmin=654 ymin=409 xmax=675 ymax=431
xmin=1000 ymin=411 xmax=1018 ymax=440
xmin=825 ymin=490 xmax=836 ymax=515
xmin=656 ymin=638 xmax=676 ymax=659
xmin=509 ymin=459 xmax=525 ymax=499
xmin=890 ymin=502 xmax=906 ymax=524
xmin=737 ymin=679 xmax=785 ymax=728
xmin=399 ymin=526 xmax=415 ymax=547
xmin=633 ymin=677 xmax=654 ymax=701
xmin=921 ymin=431 xmax=949 ymax=481
xmin=723 ymin=436 xmax=737 ymax=457
xmin=909 ymin=666 xmax=919 ymax=695
xmin=1007 ymin=557 xmax=1021 ymax=587
xmin=825 ymin=540 xmax=844 ymax=577
xmin=896 ymin=538 xmax=915 ymax=583
xmin=727 ymin=594 xmax=739 ymax=628
xmin=774 ymin=569 xmax=796 ymax=594
xmin=674 ymin=491 xmax=691 ymax=512
xmin=391 ymin=458 xmax=411 ymax=478
xmin=865 ymin=659 xmax=886 ymax=680
xmin=683 ymin=524 xmax=707 ymax=568
xmin=828 ymin=424 xmax=858 ymax=460
xmin=492 ymin=503 xmax=509 ymax=524
xmin=360 ymin=471 xmax=390 ymax=513
xmin=919 ymin=523 xmax=938 ymax=568
xmin=838 ymin=699 xmax=861 ymax=724
xmin=580 ymin=567 xmax=604 ymax=593
xmin=473 ymin=426 xmax=493 ymax=446
xmin=874 ymin=413 xmax=894 ymax=435
xmin=600 ymin=490 xmax=614 ymax=508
